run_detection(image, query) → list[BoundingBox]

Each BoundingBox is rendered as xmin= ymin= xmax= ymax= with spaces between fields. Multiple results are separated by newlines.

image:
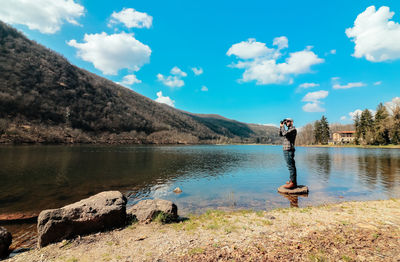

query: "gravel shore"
xmin=6 ymin=199 xmax=400 ymax=262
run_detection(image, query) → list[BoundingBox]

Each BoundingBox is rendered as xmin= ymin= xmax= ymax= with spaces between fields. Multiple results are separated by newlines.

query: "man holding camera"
xmin=279 ymin=118 xmax=297 ymax=189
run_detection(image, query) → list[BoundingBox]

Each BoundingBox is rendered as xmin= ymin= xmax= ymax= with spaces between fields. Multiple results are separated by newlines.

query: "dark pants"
xmin=283 ymin=150 xmax=297 ymax=185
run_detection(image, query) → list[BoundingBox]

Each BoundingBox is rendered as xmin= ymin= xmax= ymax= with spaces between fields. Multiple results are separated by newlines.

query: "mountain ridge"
xmin=0 ymin=21 xmax=280 ymax=144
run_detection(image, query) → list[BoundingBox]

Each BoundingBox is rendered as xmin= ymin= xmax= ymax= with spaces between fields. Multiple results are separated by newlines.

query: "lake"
xmin=1 ymin=145 xmax=400 ymax=250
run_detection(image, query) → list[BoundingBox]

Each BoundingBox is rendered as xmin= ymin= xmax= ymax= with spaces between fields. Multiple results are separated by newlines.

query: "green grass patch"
xmin=341 ymin=255 xmax=353 ymax=262
xmin=207 ymin=223 xmax=221 ymax=230
xmin=224 ymin=225 xmax=238 ymax=234
xmin=188 ymin=247 xmax=204 ymax=255
xmin=153 ymin=211 xmax=173 ymax=224
xmin=300 ymin=207 xmax=313 ymax=213
xmin=340 ymin=220 xmax=350 ymax=226
xmin=260 ymin=219 xmax=273 ymax=226
xmin=256 ymin=210 xmax=264 ymax=217
xmin=308 ymin=253 xmax=327 ymax=262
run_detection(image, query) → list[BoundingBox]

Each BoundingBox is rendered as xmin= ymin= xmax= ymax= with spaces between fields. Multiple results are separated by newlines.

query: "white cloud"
xmin=227 ymin=38 xmax=273 ymax=59
xmin=192 ymin=67 xmax=203 ymax=76
xmin=201 ymin=86 xmax=208 ymax=92
xmin=299 ymin=82 xmax=319 ymax=88
xmin=302 ymin=90 xmax=329 ymax=113
xmin=227 ymin=37 xmax=324 ymax=85
xmin=110 ymin=8 xmax=152 ymax=29
xmin=155 ymin=91 xmax=175 ymax=107
xmin=302 ymin=90 xmax=329 ymax=102
xmin=348 ymin=109 xmax=376 ymax=120
xmin=331 ymin=76 xmax=340 ymax=81
xmin=333 ymin=82 xmax=365 ymax=89
xmin=302 ymin=102 xmax=325 ymax=112
xmin=349 ymin=109 xmax=363 ymax=120
xmin=118 ymin=74 xmax=141 ymax=86
xmin=170 ymin=66 xmax=187 ymax=77
xmin=68 ymin=32 xmax=151 ymax=75
xmin=272 ymin=36 xmax=289 ymax=50
xmin=340 ymin=116 xmax=347 ymax=121
xmin=0 ymin=0 xmax=84 ymax=34
xmin=157 ymin=74 xmax=184 ymax=88
xmin=346 ymin=6 xmax=400 ymax=62
xmin=385 ymin=97 xmax=400 ymax=111
xmin=330 ymin=49 xmax=337 ymax=55
xmin=373 ymin=81 xmax=382 ymax=86
xmin=157 ymin=67 xmax=187 ymax=88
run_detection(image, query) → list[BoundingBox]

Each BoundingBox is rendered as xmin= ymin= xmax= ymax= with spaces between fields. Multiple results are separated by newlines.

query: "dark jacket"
xmin=279 ymin=125 xmax=297 ymax=151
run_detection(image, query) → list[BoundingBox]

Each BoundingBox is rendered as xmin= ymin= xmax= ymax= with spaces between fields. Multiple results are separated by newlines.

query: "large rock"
xmin=278 ymin=185 xmax=309 ymax=195
xmin=0 ymin=227 xmax=12 ymax=258
xmin=127 ymin=199 xmax=178 ymax=223
xmin=37 ymin=191 xmax=127 ymax=248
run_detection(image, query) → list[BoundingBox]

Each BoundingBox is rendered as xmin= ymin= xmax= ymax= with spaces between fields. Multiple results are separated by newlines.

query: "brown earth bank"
xmin=5 ymin=199 xmax=400 ymax=262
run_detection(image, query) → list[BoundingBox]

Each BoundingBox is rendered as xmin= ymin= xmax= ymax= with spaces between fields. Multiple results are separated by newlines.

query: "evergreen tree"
xmin=354 ymin=113 xmax=361 ymax=144
xmin=314 ymin=120 xmax=322 ymax=144
xmin=320 ymin=115 xmax=330 ymax=144
xmin=390 ymin=105 xmax=400 ymax=144
xmin=359 ymin=109 xmax=374 ymax=144
xmin=374 ymin=103 xmax=390 ymax=144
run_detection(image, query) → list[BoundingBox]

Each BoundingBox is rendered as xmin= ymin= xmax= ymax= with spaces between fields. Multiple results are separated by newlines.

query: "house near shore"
xmin=330 ymin=131 xmax=356 ymax=144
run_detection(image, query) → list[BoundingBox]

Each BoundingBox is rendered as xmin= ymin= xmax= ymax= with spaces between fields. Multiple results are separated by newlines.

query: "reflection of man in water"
xmin=280 ymin=193 xmax=299 ymax=208
xmin=279 ymin=118 xmax=297 ymax=189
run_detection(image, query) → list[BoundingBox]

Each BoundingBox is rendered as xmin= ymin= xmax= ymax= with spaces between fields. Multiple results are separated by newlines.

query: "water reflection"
xmin=1 ymin=145 xmax=400 ymax=251
xmin=0 ymin=145 xmax=246 ymax=213
xmin=357 ymin=150 xmax=400 ymax=192
xmin=1 ymin=145 xmax=399 ymax=216
xmin=304 ymin=148 xmax=331 ymax=182
xmin=278 ymin=193 xmax=310 ymax=208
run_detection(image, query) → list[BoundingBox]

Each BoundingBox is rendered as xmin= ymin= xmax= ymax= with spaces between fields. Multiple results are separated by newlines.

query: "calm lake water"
xmin=1 ymin=145 xmax=400 ymax=249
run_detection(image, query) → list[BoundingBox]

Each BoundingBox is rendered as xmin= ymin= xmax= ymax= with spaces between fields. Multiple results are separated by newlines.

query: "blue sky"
xmin=2 ymin=0 xmax=400 ymax=127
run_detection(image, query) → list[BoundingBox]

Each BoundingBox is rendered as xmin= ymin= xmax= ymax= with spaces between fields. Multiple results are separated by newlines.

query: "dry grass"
xmin=6 ymin=199 xmax=400 ymax=262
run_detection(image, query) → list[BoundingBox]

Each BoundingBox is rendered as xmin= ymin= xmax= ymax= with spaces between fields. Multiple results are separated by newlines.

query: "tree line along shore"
xmin=296 ymin=100 xmax=400 ymax=147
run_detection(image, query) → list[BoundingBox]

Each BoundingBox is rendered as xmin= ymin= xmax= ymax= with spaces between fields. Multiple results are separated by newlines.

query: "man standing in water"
xmin=279 ymin=118 xmax=297 ymax=189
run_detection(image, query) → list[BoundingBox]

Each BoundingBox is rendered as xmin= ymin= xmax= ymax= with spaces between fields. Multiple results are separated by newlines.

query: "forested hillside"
xmin=0 ymin=21 xmax=280 ymax=144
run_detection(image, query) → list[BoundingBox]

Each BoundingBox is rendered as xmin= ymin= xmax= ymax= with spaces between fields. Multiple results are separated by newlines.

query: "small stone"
xmin=173 ymin=187 xmax=182 ymax=194
xmin=277 ymin=185 xmax=309 ymax=194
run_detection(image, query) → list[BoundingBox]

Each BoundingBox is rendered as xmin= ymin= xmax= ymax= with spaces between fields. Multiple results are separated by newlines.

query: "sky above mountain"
xmin=1 ymin=0 xmax=400 ymax=127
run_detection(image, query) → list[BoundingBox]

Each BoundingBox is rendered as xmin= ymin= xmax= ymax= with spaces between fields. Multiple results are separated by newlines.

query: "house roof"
xmin=334 ymin=131 xmax=355 ymax=134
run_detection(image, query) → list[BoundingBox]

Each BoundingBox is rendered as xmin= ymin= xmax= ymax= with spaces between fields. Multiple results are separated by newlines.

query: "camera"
xmin=280 ymin=119 xmax=287 ymax=125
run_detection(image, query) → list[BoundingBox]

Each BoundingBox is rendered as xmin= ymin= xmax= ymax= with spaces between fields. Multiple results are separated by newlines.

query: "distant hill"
xmin=0 ymin=21 xmax=280 ymax=144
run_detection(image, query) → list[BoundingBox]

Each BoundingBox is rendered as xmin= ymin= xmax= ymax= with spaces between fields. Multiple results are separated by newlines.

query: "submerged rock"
xmin=278 ymin=185 xmax=309 ymax=195
xmin=37 ymin=191 xmax=127 ymax=248
xmin=0 ymin=226 xmax=12 ymax=258
xmin=127 ymin=199 xmax=178 ymax=223
xmin=173 ymin=187 xmax=182 ymax=194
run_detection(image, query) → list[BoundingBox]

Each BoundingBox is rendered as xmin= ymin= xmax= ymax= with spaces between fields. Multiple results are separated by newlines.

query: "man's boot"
xmin=283 ymin=181 xmax=296 ymax=189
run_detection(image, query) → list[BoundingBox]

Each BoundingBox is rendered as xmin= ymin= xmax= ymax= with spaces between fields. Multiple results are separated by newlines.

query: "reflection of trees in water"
xmin=0 ymin=146 xmax=246 ymax=213
xmin=358 ymin=151 xmax=400 ymax=192
xmin=305 ymin=149 xmax=331 ymax=182
xmin=357 ymin=153 xmax=378 ymax=189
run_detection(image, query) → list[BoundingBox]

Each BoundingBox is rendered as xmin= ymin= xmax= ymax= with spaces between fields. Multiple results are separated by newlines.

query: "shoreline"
xmin=299 ymin=144 xmax=400 ymax=149
xmin=2 ymin=143 xmax=400 ymax=149
xmin=6 ymin=198 xmax=400 ymax=261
